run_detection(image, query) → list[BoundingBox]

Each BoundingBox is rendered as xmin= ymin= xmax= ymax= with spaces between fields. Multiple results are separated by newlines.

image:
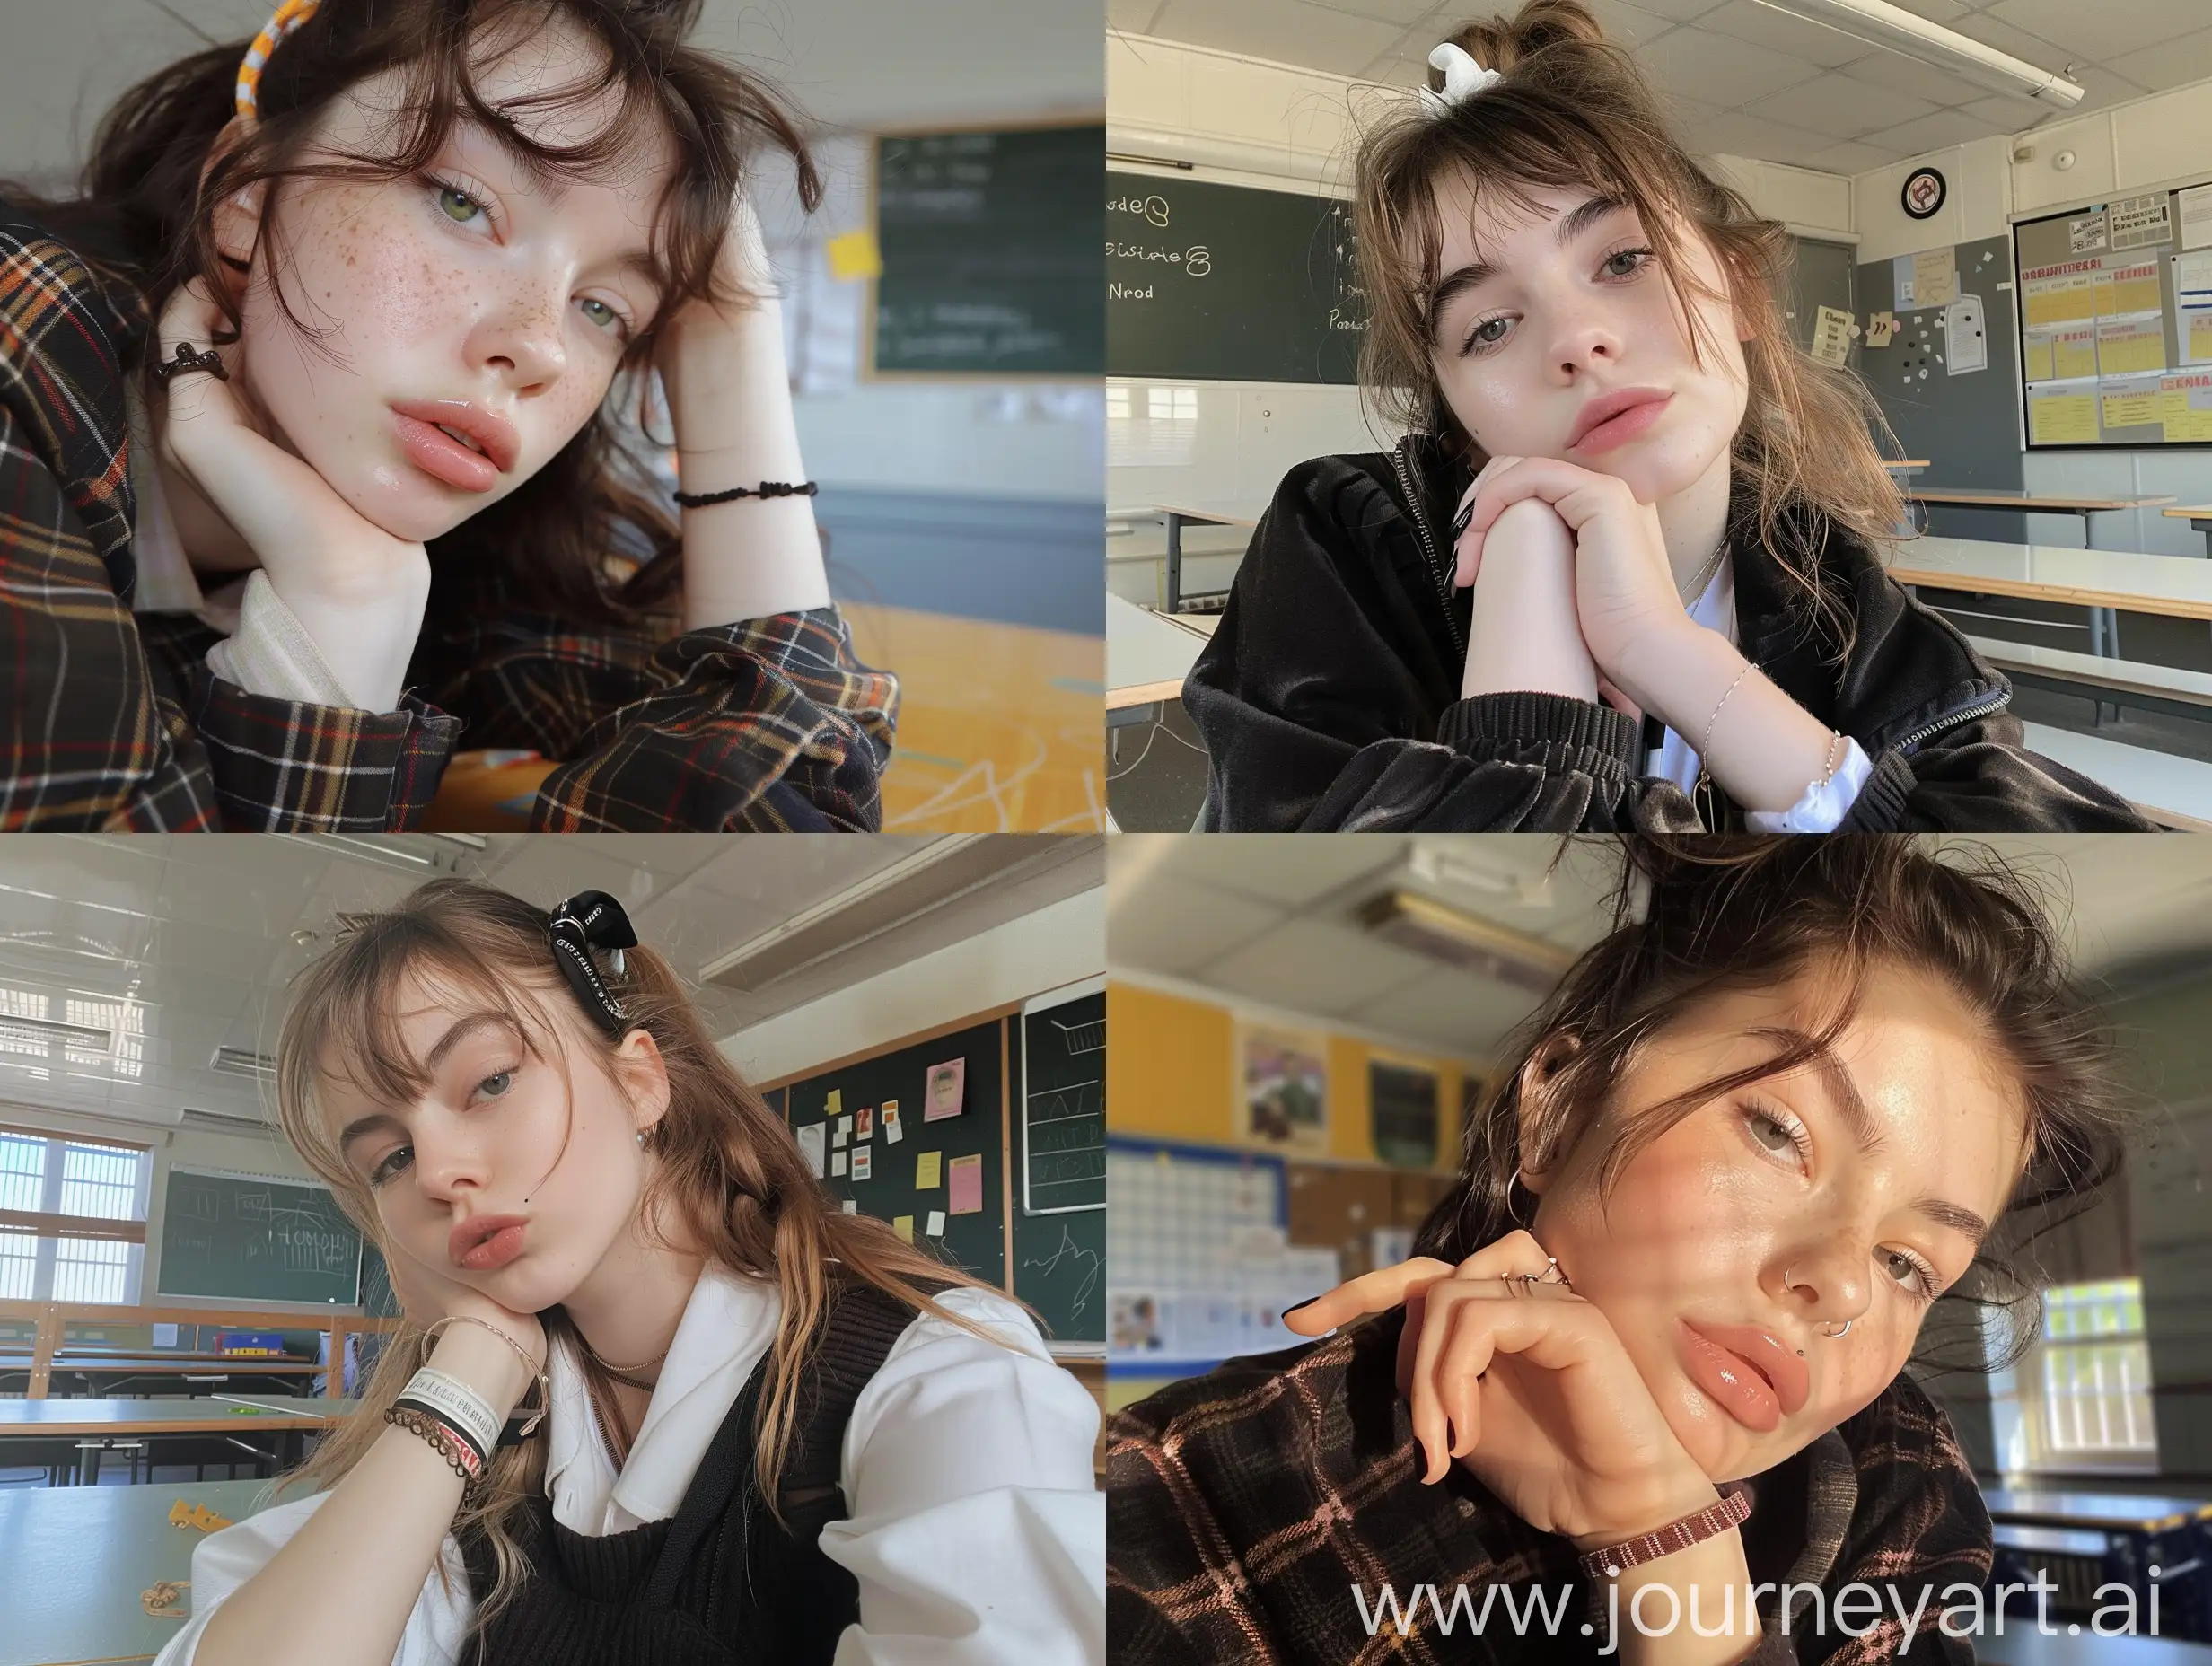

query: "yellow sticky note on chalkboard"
xmin=827 ymin=229 xmax=882 ymax=282
xmin=892 ymin=1215 xmax=914 ymax=1244
xmin=916 ymin=1150 xmax=942 ymax=1189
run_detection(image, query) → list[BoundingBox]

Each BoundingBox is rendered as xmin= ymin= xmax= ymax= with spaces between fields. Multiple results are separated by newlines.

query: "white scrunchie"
xmin=1419 ymin=41 xmax=1504 ymax=117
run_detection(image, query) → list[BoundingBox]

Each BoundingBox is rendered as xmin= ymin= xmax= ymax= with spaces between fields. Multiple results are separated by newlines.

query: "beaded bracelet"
xmin=673 ymin=479 xmax=819 ymax=508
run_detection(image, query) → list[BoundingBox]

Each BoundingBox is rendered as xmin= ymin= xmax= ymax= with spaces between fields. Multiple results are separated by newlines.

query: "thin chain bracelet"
xmin=673 ymin=479 xmax=819 ymax=508
xmin=385 ymin=1404 xmax=492 ymax=1510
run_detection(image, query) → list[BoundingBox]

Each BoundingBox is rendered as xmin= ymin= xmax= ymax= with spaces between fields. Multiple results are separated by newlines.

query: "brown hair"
xmin=2 ymin=0 xmax=815 ymax=627
xmin=1417 ymin=837 xmax=2134 ymax=1377
xmin=1354 ymin=0 xmax=1907 ymax=641
xmin=268 ymin=879 xmax=1013 ymax=1644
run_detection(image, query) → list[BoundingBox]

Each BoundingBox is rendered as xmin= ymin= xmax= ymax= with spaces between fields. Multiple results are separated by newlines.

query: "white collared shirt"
xmin=1645 ymin=557 xmax=1873 ymax=833
xmin=151 ymin=1265 xmax=1104 ymax=1665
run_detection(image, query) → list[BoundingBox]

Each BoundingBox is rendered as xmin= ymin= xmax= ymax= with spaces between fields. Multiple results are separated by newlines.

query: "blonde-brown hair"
xmin=1354 ymin=0 xmax=1908 ymax=641
xmin=267 ymin=879 xmax=1013 ymax=1645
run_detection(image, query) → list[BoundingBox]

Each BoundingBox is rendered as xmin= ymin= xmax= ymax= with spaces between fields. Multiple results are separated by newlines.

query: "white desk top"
xmin=1888 ymin=536 xmax=2212 ymax=621
xmin=1109 ymin=593 xmax=1216 ymax=705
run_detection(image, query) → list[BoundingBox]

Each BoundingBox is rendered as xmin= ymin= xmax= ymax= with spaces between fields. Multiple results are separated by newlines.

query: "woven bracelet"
xmin=1576 ymin=1485 xmax=1752 ymax=1582
xmin=673 ymin=479 xmax=819 ymax=507
xmin=385 ymin=1404 xmax=492 ymax=1510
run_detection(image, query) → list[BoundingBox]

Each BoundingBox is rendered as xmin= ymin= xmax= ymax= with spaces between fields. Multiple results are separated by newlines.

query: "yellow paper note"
xmin=2023 ymin=334 xmax=2056 ymax=381
xmin=2029 ymin=394 xmax=2099 ymax=443
xmin=2094 ymin=261 xmax=2161 ymax=318
xmin=2052 ymin=326 xmax=2098 ymax=381
xmin=892 ymin=1214 xmax=914 ymax=1244
xmin=1865 ymin=311 xmax=1895 ymax=348
xmin=827 ymin=229 xmax=882 ymax=282
xmin=2025 ymin=274 xmax=2095 ymax=328
xmin=2189 ymin=311 xmax=2212 ymax=364
xmin=2102 ymin=390 xmax=2160 ymax=429
xmin=916 ymin=1150 xmax=942 ymax=1189
xmin=825 ymin=1089 xmax=842 ymax=1116
xmin=2097 ymin=318 xmax=2167 ymax=378
xmin=1912 ymin=249 xmax=1956 ymax=307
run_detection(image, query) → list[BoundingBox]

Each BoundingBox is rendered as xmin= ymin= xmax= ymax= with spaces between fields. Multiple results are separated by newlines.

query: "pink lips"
xmin=1678 ymin=1319 xmax=1811 ymax=1434
xmin=1567 ymin=389 xmax=1672 ymax=454
xmin=449 ymin=1214 xmax=528 ymax=1271
xmin=389 ymin=399 xmax=519 ymax=493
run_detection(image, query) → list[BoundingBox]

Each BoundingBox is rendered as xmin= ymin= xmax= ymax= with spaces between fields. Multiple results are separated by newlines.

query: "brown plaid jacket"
xmin=1 ymin=204 xmax=896 ymax=832
xmin=1108 ymin=1312 xmax=1993 ymax=1665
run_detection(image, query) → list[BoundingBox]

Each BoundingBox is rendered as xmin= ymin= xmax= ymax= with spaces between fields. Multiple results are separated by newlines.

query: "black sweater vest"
xmin=458 ymin=1281 xmax=926 ymax=1665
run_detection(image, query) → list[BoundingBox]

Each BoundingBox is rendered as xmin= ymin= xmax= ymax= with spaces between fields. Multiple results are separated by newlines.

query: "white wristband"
xmin=398 ymin=1367 xmax=503 ymax=1460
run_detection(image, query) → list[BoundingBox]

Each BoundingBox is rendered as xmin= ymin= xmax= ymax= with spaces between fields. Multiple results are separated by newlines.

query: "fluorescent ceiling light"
xmin=0 ymin=1014 xmax=112 ymax=1049
xmin=1750 ymin=0 xmax=2084 ymax=110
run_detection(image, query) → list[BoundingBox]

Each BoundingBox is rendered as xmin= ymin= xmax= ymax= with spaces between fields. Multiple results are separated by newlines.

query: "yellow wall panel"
xmin=1105 ymin=984 xmax=1234 ymax=1142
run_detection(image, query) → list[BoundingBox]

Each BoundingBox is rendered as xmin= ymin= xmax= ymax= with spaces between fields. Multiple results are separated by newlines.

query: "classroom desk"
xmin=0 ymin=1397 xmax=357 ymax=1486
xmin=1106 ymin=504 xmax=1261 ymax=615
xmin=1904 ymin=487 xmax=2177 ymax=551
xmin=1889 ymin=535 xmax=2212 ymax=658
xmin=1980 ymin=1632 xmax=2212 ymax=1666
xmin=2164 ymin=505 xmax=2212 ymax=558
xmin=1983 ymin=1490 xmax=2212 ymax=1532
xmin=1107 ymin=593 xmax=1214 ymax=712
xmin=0 ymin=1355 xmax=323 ymax=1399
xmin=0 ymin=1476 xmax=294 ymax=1666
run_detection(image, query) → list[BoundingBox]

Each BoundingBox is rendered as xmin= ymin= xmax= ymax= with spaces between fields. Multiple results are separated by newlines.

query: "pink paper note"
xmin=948 ymin=1153 xmax=984 ymax=1214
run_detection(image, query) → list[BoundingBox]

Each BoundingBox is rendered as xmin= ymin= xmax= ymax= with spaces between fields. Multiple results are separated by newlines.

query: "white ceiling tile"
xmin=1345 ymin=967 xmax=1534 ymax=1057
xmin=1875 ymin=106 xmax=2010 ymax=154
xmin=1953 ymin=91 xmax=2051 ymax=128
xmin=1573 ymin=0 xmax=1683 ymax=48
xmin=1107 ymin=875 xmax=1283 ymax=974
xmin=1154 ymin=834 xmax=1409 ymax=905
xmin=1696 ymin=0 xmax=1877 ymax=68
xmin=1745 ymin=71 xmax=1940 ymax=138
xmin=1844 ymin=46 xmax=2006 ymax=108
xmin=1686 ymin=110 xmax=1848 ymax=166
xmin=1804 ymin=137 xmax=1909 ymax=171
xmin=1636 ymin=26 xmax=1826 ymax=108
xmin=1620 ymin=0 xmax=1733 ymax=21
xmin=1882 ymin=0 xmax=1971 ymax=21
xmin=1150 ymin=0 xmax=1408 ymax=74
xmin=1312 ymin=0 xmax=1451 ymax=26
xmin=2106 ymin=23 xmax=2212 ymax=93
xmin=1200 ymin=917 xmax=1431 ymax=1016
xmin=1982 ymin=0 xmax=2185 ymax=63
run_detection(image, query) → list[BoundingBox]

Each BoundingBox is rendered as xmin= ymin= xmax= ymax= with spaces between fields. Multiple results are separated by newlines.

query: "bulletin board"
xmin=2014 ymin=182 xmax=2212 ymax=449
xmin=779 ymin=1018 xmax=1008 ymax=1290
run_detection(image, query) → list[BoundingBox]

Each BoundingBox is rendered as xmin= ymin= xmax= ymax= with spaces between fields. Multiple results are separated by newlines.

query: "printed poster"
xmin=924 ymin=1058 xmax=966 ymax=1122
xmin=1943 ymin=295 xmax=1986 ymax=374
xmin=796 ymin=1122 xmax=826 ymax=1179
xmin=2029 ymin=393 xmax=2098 ymax=444
xmin=1911 ymin=248 xmax=1957 ymax=307
xmin=1809 ymin=305 xmax=1852 ymax=367
xmin=1240 ymin=1023 xmax=1330 ymax=1153
xmin=2068 ymin=212 xmax=2109 ymax=256
xmin=948 ymin=1153 xmax=985 ymax=1214
xmin=851 ymin=1145 xmax=872 ymax=1183
xmin=2181 ymin=183 xmax=2212 ymax=250
xmin=2110 ymin=192 xmax=2172 ymax=251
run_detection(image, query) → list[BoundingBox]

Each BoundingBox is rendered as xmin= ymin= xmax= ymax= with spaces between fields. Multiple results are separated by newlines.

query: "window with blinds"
xmin=1989 ymin=1278 xmax=2160 ymax=1475
xmin=0 ymin=1127 xmax=152 ymax=1307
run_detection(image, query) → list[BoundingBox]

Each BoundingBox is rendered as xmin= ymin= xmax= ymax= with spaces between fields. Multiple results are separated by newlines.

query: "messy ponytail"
xmin=1353 ymin=0 xmax=1907 ymax=647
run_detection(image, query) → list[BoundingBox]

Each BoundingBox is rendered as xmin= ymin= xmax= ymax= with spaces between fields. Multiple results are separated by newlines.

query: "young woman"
xmin=1109 ymin=837 xmax=2132 ymax=1663
xmin=1184 ymin=0 xmax=2151 ymax=833
xmin=1 ymin=0 xmax=892 ymax=832
xmin=154 ymin=881 xmax=1102 ymax=1666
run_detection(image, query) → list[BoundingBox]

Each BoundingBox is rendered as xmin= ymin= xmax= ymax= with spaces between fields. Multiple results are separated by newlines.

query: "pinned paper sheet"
xmin=1912 ymin=249 xmax=1957 ymax=307
xmin=831 ymin=1149 xmax=847 ymax=1178
xmin=796 ymin=1123 xmax=826 ymax=1179
xmin=852 ymin=1146 xmax=873 ymax=1182
xmin=826 ymin=228 xmax=882 ymax=282
xmin=916 ymin=1150 xmax=943 ymax=1189
xmin=948 ymin=1153 xmax=984 ymax=1215
xmin=1944 ymin=295 xmax=1987 ymax=374
xmin=826 ymin=1090 xmax=842 ymax=1116
xmin=841 ymin=1198 xmax=858 ymax=1214
xmin=856 ymin=1106 xmax=873 ymax=1141
xmin=1809 ymin=305 xmax=1853 ymax=368
xmin=883 ymin=1105 xmax=904 ymax=1144
xmin=926 ymin=1210 xmax=946 ymax=1237
xmin=892 ymin=1214 xmax=914 ymax=1243
xmin=1866 ymin=311 xmax=1895 ymax=348
xmin=833 ymin=1117 xmax=849 ymax=1150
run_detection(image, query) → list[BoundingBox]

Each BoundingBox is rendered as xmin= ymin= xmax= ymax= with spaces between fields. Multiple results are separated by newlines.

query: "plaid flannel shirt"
xmin=1108 ymin=1311 xmax=1994 ymax=1666
xmin=2 ymin=205 xmax=896 ymax=832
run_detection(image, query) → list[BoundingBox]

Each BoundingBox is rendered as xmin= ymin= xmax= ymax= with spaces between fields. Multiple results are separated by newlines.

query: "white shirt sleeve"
xmin=203 ymin=570 xmax=375 ymax=711
xmin=822 ymin=1286 xmax=1104 ymax=1665
xmin=151 ymin=1489 xmax=476 ymax=1666
xmin=1742 ymin=735 xmax=1875 ymax=834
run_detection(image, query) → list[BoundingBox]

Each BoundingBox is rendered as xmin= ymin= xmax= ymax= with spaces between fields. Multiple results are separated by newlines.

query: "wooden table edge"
xmin=1889 ymin=566 xmax=2212 ymax=622
xmin=1107 ymin=677 xmax=1188 ymax=711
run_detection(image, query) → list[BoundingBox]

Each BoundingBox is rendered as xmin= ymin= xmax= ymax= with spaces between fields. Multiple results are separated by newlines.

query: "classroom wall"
xmin=1103 ymin=976 xmax=1480 ymax=1170
xmin=1852 ymin=81 xmax=2212 ymax=557
xmin=721 ymin=888 xmax=1106 ymax=1086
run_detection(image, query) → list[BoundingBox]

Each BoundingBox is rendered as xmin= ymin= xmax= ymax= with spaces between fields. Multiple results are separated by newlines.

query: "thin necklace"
xmin=1677 ymin=539 xmax=1729 ymax=609
xmin=575 ymin=1329 xmax=672 ymax=1382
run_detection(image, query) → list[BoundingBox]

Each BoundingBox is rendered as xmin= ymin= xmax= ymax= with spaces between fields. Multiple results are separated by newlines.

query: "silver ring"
xmin=1826 ymin=1318 xmax=1852 ymax=1338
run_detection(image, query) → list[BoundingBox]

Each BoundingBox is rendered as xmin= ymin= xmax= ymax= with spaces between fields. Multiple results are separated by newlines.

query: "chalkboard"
xmin=1010 ymin=989 xmax=1104 ymax=1348
xmin=783 ymin=1020 xmax=1006 ymax=1288
xmin=156 ymin=1169 xmax=365 ymax=1305
xmin=1107 ymin=171 xmax=1365 ymax=383
xmin=872 ymin=125 xmax=1103 ymax=377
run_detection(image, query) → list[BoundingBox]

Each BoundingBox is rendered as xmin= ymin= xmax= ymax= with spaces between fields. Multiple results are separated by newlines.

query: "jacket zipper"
xmin=1893 ymin=688 xmax=2010 ymax=755
xmin=1390 ymin=440 xmax=1467 ymax=661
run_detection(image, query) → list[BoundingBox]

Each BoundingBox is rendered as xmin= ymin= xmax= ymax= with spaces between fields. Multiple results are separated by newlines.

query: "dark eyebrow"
xmin=447 ymin=118 xmax=658 ymax=275
xmin=1425 ymin=191 xmax=1631 ymax=341
xmin=1747 ymin=1025 xmax=1992 ymax=1250
xmin=335 ymin=1013 xmax=516 ymax=1153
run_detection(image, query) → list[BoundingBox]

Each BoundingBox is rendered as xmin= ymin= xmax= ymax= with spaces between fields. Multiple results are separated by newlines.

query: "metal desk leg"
xmin=1164 ymin=512 xmax=1184 ymax=615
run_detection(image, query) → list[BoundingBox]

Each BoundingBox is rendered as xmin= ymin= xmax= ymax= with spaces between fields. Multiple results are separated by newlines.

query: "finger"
xmin=1432 ymin=1294 xmax=1500 ymax=1459
xmin=1409 ymin=1280 xmax=1461 ymax=1482
xmin=1281 ymin=1256 xmax=1456 ymax=1336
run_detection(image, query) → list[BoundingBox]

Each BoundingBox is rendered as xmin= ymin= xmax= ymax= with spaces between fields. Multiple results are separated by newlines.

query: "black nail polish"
xmin=1280 ymin=1296 xmax=1319 ymax=1320
xmin=1452 ymin=500 xmax=1475 ymax=539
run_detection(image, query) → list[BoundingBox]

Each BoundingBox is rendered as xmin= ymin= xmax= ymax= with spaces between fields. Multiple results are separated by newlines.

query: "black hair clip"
xmin=547 ymin=891 xmax=640 ymax=1035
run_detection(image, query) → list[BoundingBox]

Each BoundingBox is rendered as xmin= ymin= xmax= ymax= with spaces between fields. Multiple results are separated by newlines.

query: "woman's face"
xmin=1424 ymin=174 xmax=1751 ymax=506
xmin=321 ymin=969 xmax=666 ymax=1312
xmin=208 ymin=15 xmax=677 ymax=547
xmin=1522 ymin=960 xmax=2028 ymax=1486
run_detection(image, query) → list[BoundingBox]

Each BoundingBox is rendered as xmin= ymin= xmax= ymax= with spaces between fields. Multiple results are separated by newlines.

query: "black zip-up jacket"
xmin=1183 ymin=435 xmax=2157 ymax=832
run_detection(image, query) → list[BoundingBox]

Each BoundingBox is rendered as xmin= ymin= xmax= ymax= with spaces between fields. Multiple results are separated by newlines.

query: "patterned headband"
xmin=546 ymin=891 xmax=641 ymax=1035
xmin=236 ymin=0 xmax=321 ymax=120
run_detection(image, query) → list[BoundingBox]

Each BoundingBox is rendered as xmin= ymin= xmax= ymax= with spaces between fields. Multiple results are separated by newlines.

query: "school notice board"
xmin=2014 ymin=181 xmax=2212 ymax=448
xmin=870 ymin=125 xmax=1103 ymax=377
xmin=156 ymin=1168 xmax=366 ymax=1306
xmin=1011 ymin=987 xmax=1105 ymax=1348
xmin=1107 ymin=171 xmax=1365 ymax=384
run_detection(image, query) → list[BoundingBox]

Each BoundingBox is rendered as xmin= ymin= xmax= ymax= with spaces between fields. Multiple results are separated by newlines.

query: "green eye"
xmin=436 ymin=184 xmax=484 ymax=224
xmin=580 ymin=297 xmax=619 ymax=330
